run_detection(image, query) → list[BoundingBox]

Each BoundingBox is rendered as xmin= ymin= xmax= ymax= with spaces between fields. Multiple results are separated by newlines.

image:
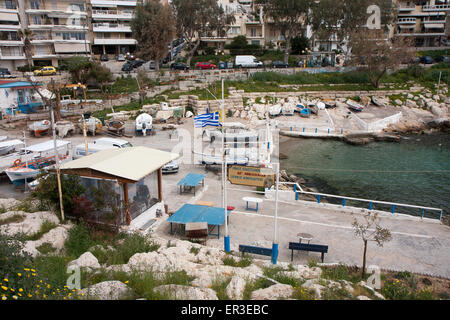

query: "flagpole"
xmin=271 ymin=162 xmax=279 ymax=264
xmin=222 ymin=78 xmax=230 ymax=253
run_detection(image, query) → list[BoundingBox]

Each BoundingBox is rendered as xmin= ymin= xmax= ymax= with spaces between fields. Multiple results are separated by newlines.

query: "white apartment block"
xmin=90 ymin=0 xmax=136 ymax=57
xmin=395 ymin=0 xmax=449 ymax=48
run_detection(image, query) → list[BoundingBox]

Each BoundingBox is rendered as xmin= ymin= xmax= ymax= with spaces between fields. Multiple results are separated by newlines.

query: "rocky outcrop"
xmin=0 ymin=211 xmax=59 ymax=237
xmin=68 ymin=252 xmax=101 ymax=270
xmin=153 ymin=284 xmax=218 ymax=300
xmin=79 ymin=281 xmax=132 ymax=300
xmin=251 ymin=283 xmax=295 ymax=300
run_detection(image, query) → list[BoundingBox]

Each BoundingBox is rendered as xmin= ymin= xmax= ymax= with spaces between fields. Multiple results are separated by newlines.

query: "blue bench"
xmin=289 ymin=242 xmax=328 ymax=263
xmin=239 ymin=245 xmax=272 ymax=257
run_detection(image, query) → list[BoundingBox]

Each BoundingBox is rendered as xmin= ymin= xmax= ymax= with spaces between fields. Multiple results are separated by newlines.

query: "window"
xmin=103 ymin=32 xmax=110 ymax=39
xmin=70 ymin=3 xmax=84 ymax=11
xmin=62 ymin=32 xmax=70 ymax=40
xmin=5 ymin=0 xmax=15 ymax=9
xmin=32 ymin=15 xmax=42 ymax=25
xmin=30 ymin=0 xmax=40 ymax=9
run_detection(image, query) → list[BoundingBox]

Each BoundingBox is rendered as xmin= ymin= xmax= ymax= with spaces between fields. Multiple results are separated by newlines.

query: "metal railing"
xmin=286 ymin=182 xmax=444 ymax=221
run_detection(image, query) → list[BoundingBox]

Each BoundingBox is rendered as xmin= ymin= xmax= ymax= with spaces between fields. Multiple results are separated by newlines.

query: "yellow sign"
xmin=228 ymin=165 xmax=275 ymax=188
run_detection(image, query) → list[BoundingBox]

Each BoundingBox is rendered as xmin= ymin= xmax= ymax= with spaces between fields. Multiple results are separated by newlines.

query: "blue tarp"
xmin=177 ymin=173 xmax=206 ymax=187
xmin=167 ymin=203 xmax=230 ymax=226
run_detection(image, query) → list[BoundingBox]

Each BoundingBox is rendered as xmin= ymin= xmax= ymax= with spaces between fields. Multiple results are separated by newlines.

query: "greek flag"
xmin=194 ymin=111 xmax=221 ymax=128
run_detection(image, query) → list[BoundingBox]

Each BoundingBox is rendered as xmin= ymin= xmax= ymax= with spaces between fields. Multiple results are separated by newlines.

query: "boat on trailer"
xmin=28 ymin=120 xmax=51 ymax=137
xmin=135 ymin=113 xmax=153 ymax=136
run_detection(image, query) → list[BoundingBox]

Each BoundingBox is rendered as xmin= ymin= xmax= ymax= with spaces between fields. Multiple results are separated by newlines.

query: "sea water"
xmin=280 ymin=132 xmax=450 ymax=218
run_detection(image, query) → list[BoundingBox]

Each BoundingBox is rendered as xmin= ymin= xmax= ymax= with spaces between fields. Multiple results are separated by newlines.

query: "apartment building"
xmin=0 ymin=0 xmax=90 ymax=70
xmin=395 ymin=0 xmax=449 ymax=48
xmin=89 ymin=0 xmax=136 ymax=58
xmin=201 ymin=0 xmax=269 ymax=51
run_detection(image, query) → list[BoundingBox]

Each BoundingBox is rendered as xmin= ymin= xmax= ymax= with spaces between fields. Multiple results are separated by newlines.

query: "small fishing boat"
xmin=346 ymin=99 xmax=365 ymax=112
xmin=295 ymin=104 xmax=311 ymax=118
xmin=78 ymin=117 xmax=103 ymax=135
xmin=371 ymin=96 xmax=386 ymax=107
xmin=0 ymin=139 xmax=23 ymax=156
xmin=106 ymin=119 xmax=125 ymax=135
xmin=325 ymin=101 xmax=337 ymax=108
xmin=308 ymin=103 xmax=319 ymax=115
xmin=268 ymin=104 xmax=282 ymax=117
xmin=4 ymin=140 xmax=71 ymax=186
xmin=135 ymin=113 xmax=153 ymax=136
xmin=28 ymin=120 xmax=51 ymax=137
xmin=281 ymin=103 xmax=295 ymax=116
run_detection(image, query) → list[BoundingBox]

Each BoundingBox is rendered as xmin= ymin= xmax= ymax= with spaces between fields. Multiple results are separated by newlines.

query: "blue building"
xmin=0 ymin=80 xmax=44 ymax=118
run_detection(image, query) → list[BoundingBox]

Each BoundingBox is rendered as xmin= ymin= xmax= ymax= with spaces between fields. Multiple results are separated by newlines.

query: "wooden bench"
xmin=288 ymin=242 xmax=328 ymax=263
xmin=239 ymin=245 xmax=272 ymax=257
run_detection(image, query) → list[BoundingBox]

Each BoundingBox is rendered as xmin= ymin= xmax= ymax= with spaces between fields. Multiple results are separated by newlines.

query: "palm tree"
xmin=17 ymin=29 xmax=35 ymax=72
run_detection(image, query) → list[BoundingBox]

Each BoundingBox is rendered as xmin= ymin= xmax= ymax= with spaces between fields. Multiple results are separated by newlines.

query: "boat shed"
xmin=59 ymin=146 xmax=178 ymax=227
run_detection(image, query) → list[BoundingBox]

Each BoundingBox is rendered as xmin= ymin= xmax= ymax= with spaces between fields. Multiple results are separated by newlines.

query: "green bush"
xmin=382 ymin=279 xmax=412 ymax=300
xmin=64 ymin=222 xmax=95 ymax=259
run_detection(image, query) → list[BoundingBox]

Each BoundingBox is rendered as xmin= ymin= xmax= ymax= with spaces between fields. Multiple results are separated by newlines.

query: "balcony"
xmin=0 ymin=3 xmax=18 ymax=12
xmin=91 ymin=0 xmax=136 ymax=7
xmin=92 ymin=9 xmax=133 ymax=20
xmin=93 ymin=23 xmax=131 ymax=32
xmin=0 ymin=53 xmax=25 ymax=60
xmin=397 ymin=17 xmax=416 ymax=24
xmin=93 ymin=38 xmax=136 ymax=45
xmin=422 ymin=4 xmax=450 ymax=11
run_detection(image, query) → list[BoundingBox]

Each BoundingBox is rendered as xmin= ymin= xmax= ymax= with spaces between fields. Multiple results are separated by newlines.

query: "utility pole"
xmin=221 ymin=78 xmax=230 ymax=253
xmin=271 ymin=162 xmax=279 ymax=264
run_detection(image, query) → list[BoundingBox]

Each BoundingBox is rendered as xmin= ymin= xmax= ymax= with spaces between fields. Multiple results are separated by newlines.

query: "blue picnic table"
xmin=177 ymin=173 xmax=206 ymax=195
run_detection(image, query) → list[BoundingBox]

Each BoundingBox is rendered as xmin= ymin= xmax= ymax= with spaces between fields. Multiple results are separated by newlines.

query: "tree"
xmin=256 ymin=0 xmax=313 ymax=64
xmin=290 ymin=35 xmax=309 ymax=55
xmin=17 ymin=29 xmax=35 ymax=71
xmin=171 ymin=0 xmax=235 ymax=67
xmin=131 ymin=0 xmax=175 ymax=71
xmin=352 ymin=211 xmax=392 ymax=279
xmin=349 ymin=29 xmax=414 ymax=88
xmin=310 ymin=0 xmax=396 ymax=58
xmin=66 ymin=56 xmax=92 ymax=83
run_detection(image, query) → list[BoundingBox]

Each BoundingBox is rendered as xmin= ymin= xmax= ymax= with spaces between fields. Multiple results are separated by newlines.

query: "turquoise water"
xmin=280 ymin=132 xmax=450 ymax=218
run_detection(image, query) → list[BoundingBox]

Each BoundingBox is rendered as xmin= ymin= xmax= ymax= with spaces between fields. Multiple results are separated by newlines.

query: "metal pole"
xmin=271 ymin=162 xmax=279 ymax=264
xmin=50 ymin=105 xmax=65 ymax=221
xmin=222 ymin=78 xmax=230 ymax=252
xmin=82 ymin=116 xmax=88 ymax=155
xmin=23 ymin=130 xmax=27 ymax=193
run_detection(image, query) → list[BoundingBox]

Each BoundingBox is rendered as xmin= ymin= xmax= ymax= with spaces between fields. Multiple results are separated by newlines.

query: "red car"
xmin=196 ymin=62 xmax=216 ymax=69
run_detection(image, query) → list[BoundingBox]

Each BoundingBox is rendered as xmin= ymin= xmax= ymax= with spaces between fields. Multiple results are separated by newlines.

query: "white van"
xmin=73 ymin=143 xmax=117 ymax=159
xmin=235 ymin=55 xmax=263 ymax=68
xmin=93 ymin=137 xmax=133 ymax=148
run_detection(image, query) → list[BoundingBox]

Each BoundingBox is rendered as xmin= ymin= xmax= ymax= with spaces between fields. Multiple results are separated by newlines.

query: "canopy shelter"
xmin=25 ymin=140 xmax=70 ymax=153
xmin=177 ymin=173 xmax=206 ymax=195
xmin=60 ymin=146 xmax=178 ymax=225
xmin=167 ymin=203 xmax=231 ymax=239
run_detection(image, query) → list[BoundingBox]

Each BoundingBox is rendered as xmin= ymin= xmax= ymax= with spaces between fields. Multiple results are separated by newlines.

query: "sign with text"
xmin=228 ymin=165 xmax=275 ymax=188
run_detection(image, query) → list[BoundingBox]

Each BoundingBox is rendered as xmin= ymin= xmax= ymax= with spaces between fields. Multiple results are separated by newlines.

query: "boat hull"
xmin=5 ymin=168 xmax=39 ymax=186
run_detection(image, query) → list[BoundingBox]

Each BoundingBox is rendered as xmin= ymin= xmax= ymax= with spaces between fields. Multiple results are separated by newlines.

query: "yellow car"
xmin=34 ymin=66 xmax=57 ymax=76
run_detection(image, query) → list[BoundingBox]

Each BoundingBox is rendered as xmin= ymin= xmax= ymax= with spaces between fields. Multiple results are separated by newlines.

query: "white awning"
xmin=25 ymin=140 xmax=70 ymax=153
xmin=54 ymin=43 xmax=88 ymax=53
xmin=0 ymin=12 xmax=19 ymax=22
xmin=424 ymin=23 xmax=444 ymax=29
xmin=398 ymin=25 xmax=414 ymax=29
xmin=0 ymin=139 xmax=23 ymax=149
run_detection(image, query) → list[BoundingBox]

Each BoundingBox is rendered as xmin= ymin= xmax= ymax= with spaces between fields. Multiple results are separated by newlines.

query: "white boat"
xmin=78 ymin=117 xmax=103 ymax=135
xmin=371 ymin=96 xmax=386 ymax=107
xmin=4 ymin=140 xmax=71 ymax=185
xmin=268 ymin=104 xmax=282 ymax=117
xmin=346 ymin=99 xmax=365 ymax=112
xmin=28 ymin=120 xmax=51 ymax=137
xmin=282 ymin=103 xmax=295 ymax=116
xmin=135 ymin=113 xmax=153 ymax=136
xmin=0 ymin=139 xmax=23 ymax=156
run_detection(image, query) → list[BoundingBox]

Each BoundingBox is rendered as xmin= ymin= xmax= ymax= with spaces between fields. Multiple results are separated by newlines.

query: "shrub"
xmin=64 ymin=222 xmax=95 ymax=259
xmin=382 ymin=279 xmax=412 ymax=300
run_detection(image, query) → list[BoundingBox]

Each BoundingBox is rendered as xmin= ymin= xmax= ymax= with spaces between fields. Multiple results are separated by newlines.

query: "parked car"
xmin=162 ymin=160 xmax=179 ymax=174
xmin=125 ymin=53 xmax=135 ymax=61
xmin=419 ymin=56 xmax=434 ymax=64
xmin=33 ymin=66 xmax=57 ymax=76
xmin=0 ymin=68 xmax=14 ymax=78
xmin=121 ymin=62 xmax=133 ymax=72
xmin=235 ymin=55 xmax=263 ymax=68
xmin=148 ymin=60 xmax=163 ymax=70
xmin=435 ymin=55 xmax=450 ymax=63
xmin=170 ymin=62 xmax=189 ymax=70
xmin=272 ymin=60 xmax=289 ymax=68
xmin=131 ymin=59 xmax=145 ymax=68
xmin=100 ymin=54 xmax=108 ymax=61
xmin=196 ymin=62 xmax=216 ymax=70
xmin=116 ymin=54 xmax=125 ymax=61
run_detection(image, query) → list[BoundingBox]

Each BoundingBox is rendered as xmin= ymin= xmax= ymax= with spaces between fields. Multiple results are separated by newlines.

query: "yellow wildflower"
xmin=24 ymin=268 xmax=30 ymax=271
xmin=12 ymin=295 xmax=17 ymax=300
xmin=18 ymin=293 xmax=22 ymax=297
xmin=1 ymin=286 xmax=7 ymax=291
xmin=32 ymin=273 xmax=36 ymax=277
xmin=18 ymin=288 xmax=23 ymax=292
xmin=2 ymin=296 xmax=6 ymax=300
xmin=10 ymin=288 xmax=14 ymax=292
xmin=3 ymin=278 xmax=8 ymax=282
xmin=17 ymin=273 xmax=22 ymax=277
xmin=124 ymin=281 xmax=129 ymax=284
xmin=27 ymin=294 xmax=32 ymax=298
xmin=31 ymin=269 xmax=36 ymax=273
